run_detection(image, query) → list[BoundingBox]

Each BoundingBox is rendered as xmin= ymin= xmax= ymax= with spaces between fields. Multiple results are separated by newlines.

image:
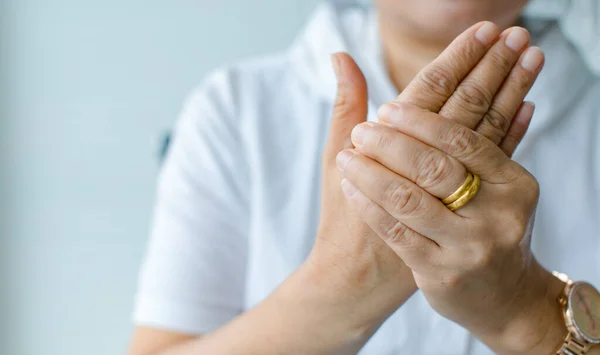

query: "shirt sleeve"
xmin=133 ymin=68 xmax=250 ymax=334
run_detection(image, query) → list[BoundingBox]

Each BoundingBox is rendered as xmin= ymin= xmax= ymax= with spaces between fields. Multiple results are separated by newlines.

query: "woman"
xmin=129 ymin=1 xmax=600 ymax=354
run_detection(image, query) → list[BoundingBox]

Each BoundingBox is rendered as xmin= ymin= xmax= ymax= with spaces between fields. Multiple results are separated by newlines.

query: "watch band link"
xmin=557 ymin=330 xmax=593 ymax=355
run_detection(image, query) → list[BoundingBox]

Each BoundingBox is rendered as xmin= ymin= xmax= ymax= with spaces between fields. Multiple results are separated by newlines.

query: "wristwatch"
xmin=553 ymin=272 xmax=600 ymax=355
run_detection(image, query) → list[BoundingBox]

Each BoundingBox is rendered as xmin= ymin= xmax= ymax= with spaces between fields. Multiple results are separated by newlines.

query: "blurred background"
xmin=0 ymin=1 xmax=321 ymax=354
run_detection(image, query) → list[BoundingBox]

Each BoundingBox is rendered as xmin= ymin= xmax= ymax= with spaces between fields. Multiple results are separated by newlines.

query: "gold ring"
xmin=445 ymin=174 xmax=481 ymax=212
xmin=442 ymin=173 xmax=474 ymax=205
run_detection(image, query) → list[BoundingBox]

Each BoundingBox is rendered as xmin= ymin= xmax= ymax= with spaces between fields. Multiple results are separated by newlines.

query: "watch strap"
xmin=553 ymin=272 xmax=594 ymax=355
xmin=556 ymin=333 xmax=593 ymax=355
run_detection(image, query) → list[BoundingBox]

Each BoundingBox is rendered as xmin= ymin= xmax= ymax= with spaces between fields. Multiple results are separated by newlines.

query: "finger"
xmin=351 ymin=122 xmax=468 ymax=199
xmin=323 ymin=53 xmax=369 ymax=168
xmin=396 ymin=21 xmax=500 ymax=112
xmin=336 ymin=149 xmax=463 ymax=244
xmin=499 ymin=101 xmax=535 ymax=157
xmin=476 ymin=47 xmax=544 ymax=145
xmin=340 ymin=178 xmax=440 ymax=272
xmin=439 ymin=27 xmax=530 ymax=129
xmin=379 ymin=102 xmax=521 ymax=184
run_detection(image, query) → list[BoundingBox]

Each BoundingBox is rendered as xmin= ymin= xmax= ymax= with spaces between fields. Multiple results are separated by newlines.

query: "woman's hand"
xmin=298 ymin=52 xmax=417 ymax=352
xmin=312 ymin=20 xmax=540 ymax=286
xmin=337 ymin=104 xmax=566 ymax=353
xmin=332 ymin=22 xmax=564 ymax=354
xmin=310 ymin=22 xmax=549 ymax=352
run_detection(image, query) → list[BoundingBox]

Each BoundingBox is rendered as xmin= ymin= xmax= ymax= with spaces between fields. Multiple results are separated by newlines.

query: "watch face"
xmin=569 ymin=282 xmax=600 ymax=342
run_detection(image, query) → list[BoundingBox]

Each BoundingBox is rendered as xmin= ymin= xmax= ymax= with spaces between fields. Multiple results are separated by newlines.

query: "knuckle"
xmin=495 ymin=213 xmax=530 ymax=248
xmin=394 ymin=101 xmax=414 ymax=116
xmin=497 ymin=161 xmax=526 ymax=184
xmin=470 ymin=247 xmax=496 ymax=269
xmin=384 ymin=179 xmax=423 ymax=216
xmin=442 ymin=124 xmax=480 ymax=157
xmin=505 ymin=222 xmax=528 ymax=247
xmin=339 ymin=151 xmax=360 ymax=175
xmin=384 ymin=224 xmax=424 ymax=254
xmin=372 ymin=128 xmax=390 ymax=149
xmin=383 ymin=220 xmax=409 ymax=245
xmin=488 ymin=50 xmax=513 ymax=72
xmin=504 ymin=68 xmax=533 ymax=93
xmin=333 ymin=85 xmax=360 ymax=118
xmin=333 ymin=93 xmax=352 ymax=117
xmin=523 ymin=174 xmax=541 ymax=202
xmin=453 ymin=82 xmax=493 ymax=114
xmin=514 ymin=70 xmax=533 ymax=91
xmin=461 ymin=37 xmax=484 ymax=62
xmin=507 ymin=169 xmax=540 ymax=201
xmin=414 ymin=150 xmax=454 ymax=190
xmin=379 ymin=102 xmax=413 ymax=124
xmin=481 ymin=105 xmax=511 ymax=139
xmin=418 ymin=64 xmax=457 ymax=98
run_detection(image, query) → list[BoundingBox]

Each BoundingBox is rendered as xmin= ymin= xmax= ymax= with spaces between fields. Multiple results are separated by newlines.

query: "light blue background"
xmin=1 ymin=1 xmax=321 ymax=354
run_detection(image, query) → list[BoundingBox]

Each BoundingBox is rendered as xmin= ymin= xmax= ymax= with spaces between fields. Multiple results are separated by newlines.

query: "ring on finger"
xmin=442 ymin=172 xmax=481 ymax=212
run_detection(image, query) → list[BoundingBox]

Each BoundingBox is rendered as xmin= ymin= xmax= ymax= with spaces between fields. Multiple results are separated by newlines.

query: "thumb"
xmin=323 ymin=53 xmax=369 ymax=166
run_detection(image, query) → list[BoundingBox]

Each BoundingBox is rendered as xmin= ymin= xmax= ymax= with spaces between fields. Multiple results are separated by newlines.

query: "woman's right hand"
xmin=303 ymin=21 xmax=542 ymax=350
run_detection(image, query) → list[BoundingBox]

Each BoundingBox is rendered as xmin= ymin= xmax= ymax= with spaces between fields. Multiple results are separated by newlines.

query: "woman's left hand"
xmin=336 ymin=102 xmax=566 ymax=354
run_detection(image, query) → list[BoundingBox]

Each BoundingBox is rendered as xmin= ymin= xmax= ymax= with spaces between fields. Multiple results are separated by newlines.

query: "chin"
xmin=377 ymin=0 xmax=529 ymax=42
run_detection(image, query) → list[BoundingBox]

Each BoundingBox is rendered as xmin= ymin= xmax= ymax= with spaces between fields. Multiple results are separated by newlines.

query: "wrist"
xmin=515 ymin=267 xmax=566 ymax=355
xmin=309 ymin=233 xmax=418 ymax=300
xmin=294 ymin=244 xmax=417 ymax=335
xmin=304 ymin=244 xmax=418 ymax=305
xmin=485 ymin=259 xmax=567 ymax=355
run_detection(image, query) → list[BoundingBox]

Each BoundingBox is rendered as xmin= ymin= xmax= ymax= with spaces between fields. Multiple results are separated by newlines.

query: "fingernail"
xmin=351 ymin=122 xmax=374 ymax=147
xmin=518 ymin=101 xmax=536 ymax=122
xmin=520 ymin=47 xmax=544 ymax=72
xmin=341 ymin=179 xmax=358 ymax=197
xmin=377 ymin=103 xmax=398 ymax=124
xmin=331 ymin=54 xmax=342 ymax=79
xmin=336 ymin=150 xmax=355 ymax=172
xmin=512 ymin=101 xmax=535 ymax=130
xmin=523 ymin=101 xmax=535 ymax=111
xmin=505 ymin=27 xmax=529 ymax=52
xmin=475 ymin=22 xmax=499 ymax=45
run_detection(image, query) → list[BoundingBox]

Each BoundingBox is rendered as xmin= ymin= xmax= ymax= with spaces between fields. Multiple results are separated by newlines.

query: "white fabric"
xmin=525 ymin=0 xmax=600 ymax=74
xmin=133 ymin=2 xmax=600 ymax=354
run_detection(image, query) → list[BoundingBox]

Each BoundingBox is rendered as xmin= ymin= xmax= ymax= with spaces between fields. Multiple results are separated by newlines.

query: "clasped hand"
xmin=316 ymin=22 xmax=565 ymax=354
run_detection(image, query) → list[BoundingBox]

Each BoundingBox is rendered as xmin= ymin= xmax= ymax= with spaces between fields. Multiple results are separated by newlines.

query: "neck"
xmin=379 ymin=17 xmax=451 ymax=93
xmin=380 ymin=21 xmax=445 ymax=92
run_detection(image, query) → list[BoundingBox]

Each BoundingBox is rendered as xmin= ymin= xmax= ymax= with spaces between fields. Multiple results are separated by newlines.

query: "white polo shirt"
xmin=133 ymin=3 xmax=600 ymax=354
